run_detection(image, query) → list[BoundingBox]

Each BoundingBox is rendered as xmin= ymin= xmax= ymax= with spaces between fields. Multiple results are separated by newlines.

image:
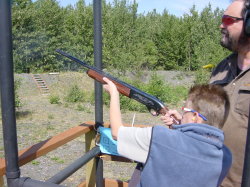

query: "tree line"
xmin=12 ymin=0 xmax=230 ymax=74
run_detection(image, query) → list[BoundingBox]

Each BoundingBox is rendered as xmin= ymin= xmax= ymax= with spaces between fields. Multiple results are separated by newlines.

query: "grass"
xmin=50 ymin=156 xmax=65 ymax=164
xmin=48 ymin=114 xmax=54 ymax=119
xmin=46 ymin=72 xmax=190 ymax=113
xmin=0 ymin=146 xmax=4 ymax=158
xmin=31 ymin=160 xmax=40 ymax=165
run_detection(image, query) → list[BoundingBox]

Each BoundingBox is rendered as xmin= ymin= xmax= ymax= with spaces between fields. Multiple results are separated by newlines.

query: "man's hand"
xmin=160 ymin=110 xmax=182 ymax=126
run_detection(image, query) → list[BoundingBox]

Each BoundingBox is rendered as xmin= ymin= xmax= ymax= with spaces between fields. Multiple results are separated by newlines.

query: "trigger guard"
xmin=147 ymin=106 xmax=159 ymax=116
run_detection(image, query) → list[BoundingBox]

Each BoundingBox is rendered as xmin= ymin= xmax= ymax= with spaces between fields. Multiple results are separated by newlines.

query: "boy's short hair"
xmin=187 ymin=84 xmax=230 ymax=129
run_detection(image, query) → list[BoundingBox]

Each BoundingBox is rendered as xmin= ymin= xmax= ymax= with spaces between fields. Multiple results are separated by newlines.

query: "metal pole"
xmin=96 ymin=156 xmax=104 ymax=187
xmin=0 ymin=0 xmax=20 ymax=185
xmin=46 ymin=146 xmax=101 ymax=184
xmin=93 ymin=0 xmax=104 ymax=186
xmin=93 ymin=0 xmax=103 ymax=127
xmin=241 ymin=105 xmax=250 ymax=187
xmin=9 ymin=177 xmax=64 ymax=187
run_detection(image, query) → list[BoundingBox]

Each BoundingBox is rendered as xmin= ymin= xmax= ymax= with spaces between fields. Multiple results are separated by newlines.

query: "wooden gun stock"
xmin=87 ymin=69 xmax=131 ymax=97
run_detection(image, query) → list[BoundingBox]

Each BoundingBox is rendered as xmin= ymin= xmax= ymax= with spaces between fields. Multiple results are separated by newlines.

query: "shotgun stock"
xmin=56 ymin=49 xmax=177 ymax=120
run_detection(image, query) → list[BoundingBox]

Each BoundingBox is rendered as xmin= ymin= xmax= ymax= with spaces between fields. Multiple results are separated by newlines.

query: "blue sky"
xmin=57 ymin=0 xmax=231 ymax=17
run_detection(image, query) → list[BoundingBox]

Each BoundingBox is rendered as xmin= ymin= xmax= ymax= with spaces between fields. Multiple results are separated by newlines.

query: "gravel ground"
xmin=0 ymin=72 xmax=194 ymax=186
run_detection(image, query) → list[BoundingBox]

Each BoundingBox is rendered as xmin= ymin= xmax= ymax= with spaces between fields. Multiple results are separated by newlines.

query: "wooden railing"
xmin=0 ymin=122 xmax=148 ymax=187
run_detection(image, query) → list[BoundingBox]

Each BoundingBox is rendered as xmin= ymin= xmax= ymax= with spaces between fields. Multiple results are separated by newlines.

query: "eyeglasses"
xmin=222 ymin=15 xmax=243 ymax=26
xmin=182 ymin=107 xmax=208 ymax=121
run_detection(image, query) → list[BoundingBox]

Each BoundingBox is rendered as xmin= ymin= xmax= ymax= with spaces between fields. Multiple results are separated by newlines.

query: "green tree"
xmin=102 ymin=0 xmax=136 ymax=72
xmin=155 ymin=11 xmax=183 ymax=70
xmin=57 ymin=0 xmax=94 ymax=71
xmin=12 ymin=0 xmax=35 ymax=72
xmin=11 ymin=0 xmax=227 ymax=74
xmin=12 ymin=0 xmax=65 ymax=72
xmin=31 ymin=0 xmax=65 ymax=71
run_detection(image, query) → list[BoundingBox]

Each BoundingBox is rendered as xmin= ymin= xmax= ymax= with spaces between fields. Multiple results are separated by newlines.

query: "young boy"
xmin=103 ymin=77 xmax=232 ymax=187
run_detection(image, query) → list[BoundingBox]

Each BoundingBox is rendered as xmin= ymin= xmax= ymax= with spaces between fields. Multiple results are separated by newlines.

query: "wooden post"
xmin=85 ymin=130 xmax=97 ymax=187
xmin=0 ymin=176 xmax=4 ymax=187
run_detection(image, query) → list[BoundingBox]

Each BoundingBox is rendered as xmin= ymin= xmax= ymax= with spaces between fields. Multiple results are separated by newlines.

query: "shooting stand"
xmin=1 ymin=0 xmax=250 ymax=187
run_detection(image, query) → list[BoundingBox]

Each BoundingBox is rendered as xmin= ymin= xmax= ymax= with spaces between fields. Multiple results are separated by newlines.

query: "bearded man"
xmin=210 ymin=0 xmax=250 ymax=186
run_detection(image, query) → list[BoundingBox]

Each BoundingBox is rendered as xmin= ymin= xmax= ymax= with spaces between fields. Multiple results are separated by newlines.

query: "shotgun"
xmin=56 ymin=49 xmax=178 ymax=122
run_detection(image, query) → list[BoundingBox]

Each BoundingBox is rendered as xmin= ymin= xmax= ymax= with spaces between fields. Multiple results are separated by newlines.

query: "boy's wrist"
xmin=110 ymin=90 xmax=119 ymax=97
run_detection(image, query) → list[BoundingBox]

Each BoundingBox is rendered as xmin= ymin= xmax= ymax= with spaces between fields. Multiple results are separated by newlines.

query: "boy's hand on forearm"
xmin=103 ymin=77 xmax=119 ymax=96
xmin=160 ymin=110 xmax=182 ymax=126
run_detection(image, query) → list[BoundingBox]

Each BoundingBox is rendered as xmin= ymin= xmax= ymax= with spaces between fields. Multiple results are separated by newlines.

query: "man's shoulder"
xmin=213 ymin=53 xmax=236 ymax=73
xmin=210 ymin=53 xmax=237 ymax=84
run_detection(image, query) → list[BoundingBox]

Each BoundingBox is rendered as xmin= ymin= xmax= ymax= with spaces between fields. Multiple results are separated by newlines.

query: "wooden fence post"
xmin=85 ymin=130 xmax=97 ymax=187
xmin=0 ymin=176 xmax=4 ymax=187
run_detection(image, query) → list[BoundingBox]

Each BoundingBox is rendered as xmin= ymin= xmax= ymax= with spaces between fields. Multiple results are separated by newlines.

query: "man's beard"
xmin=220 ymin=29 xmax=249 ymax=52
xmin=220 ymin=29 xmax=236 ymax=51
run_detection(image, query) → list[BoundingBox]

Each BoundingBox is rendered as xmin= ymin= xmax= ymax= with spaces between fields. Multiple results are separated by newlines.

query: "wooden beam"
xmin=100 ymin=154 xmax=133 ymax=163
xmin=0 ymin=176 xmax=4 ymax=187
xmin=0 ymin=122 xmax=95 ymax=176
xmin=78 ymin=178 xmax=128 ymax=187
xmin=85 ymin=129 xmax=97 ymax=187
xmin=0 ymin=159 xmax=4 ymax=177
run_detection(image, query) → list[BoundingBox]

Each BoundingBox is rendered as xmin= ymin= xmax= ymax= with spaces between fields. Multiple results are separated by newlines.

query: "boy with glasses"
xmin=103 ymin=77 xmax=232 ymax=187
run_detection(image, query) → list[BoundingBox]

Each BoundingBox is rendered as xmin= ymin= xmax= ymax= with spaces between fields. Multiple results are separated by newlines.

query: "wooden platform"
xmin=0 ymin=122 xmax=149 ymax=186
xmin=0 ymin=122 xmax=95 ymax=176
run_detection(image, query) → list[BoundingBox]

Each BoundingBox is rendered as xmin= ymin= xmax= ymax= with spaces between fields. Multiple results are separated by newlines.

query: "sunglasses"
xmin=182 ymin=107 xmax=208 ymax=121
xmin=222 ymin=15 xmax=243 ymax=26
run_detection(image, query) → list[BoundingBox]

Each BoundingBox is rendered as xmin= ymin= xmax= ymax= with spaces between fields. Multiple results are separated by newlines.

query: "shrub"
xmin=65 ymin=85 xmax=85 ymax=103
xmin=0 ymin=79 xmax=22 ymax=108
xmin=48 ymin=114 xmax=54 ymax=119
xmin=141 ymin=73 xmax=188 ymax=108
xmin=49 ymin=95 xmax=60 ymax=104
xmin=14 ymin=78 xmax=22 ymax=107
xmin=194 ymin=69 xmax=211 ymax=84
xmin=103 ymin=73 xmax=189 ymax=112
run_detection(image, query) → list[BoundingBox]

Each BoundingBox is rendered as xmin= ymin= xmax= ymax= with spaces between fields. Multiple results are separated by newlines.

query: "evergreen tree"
xmin=11 ymin=0 xmax=227 ymax=73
